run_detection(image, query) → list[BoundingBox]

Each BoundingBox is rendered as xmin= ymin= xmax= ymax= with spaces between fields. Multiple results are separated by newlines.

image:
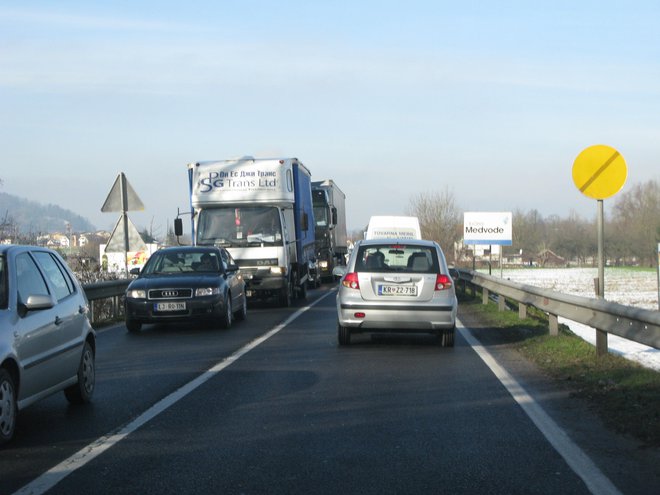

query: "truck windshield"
xmin=197 ymin=207 xmax=283 ymax=247
xmin=312 ymin=189 xmax=328 ymax=227
xmin=313 ymin=205 xmax=328 ymax=227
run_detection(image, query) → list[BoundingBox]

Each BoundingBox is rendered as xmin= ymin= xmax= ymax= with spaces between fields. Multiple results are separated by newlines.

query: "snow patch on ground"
xmin=481 ymin=268 xmax=660 ymax=371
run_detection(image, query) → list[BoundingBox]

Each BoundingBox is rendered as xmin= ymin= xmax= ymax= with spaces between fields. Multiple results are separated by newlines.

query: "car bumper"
xmin=337 ymin=301 xmax=456 ymax=331
xmin=125 ymin=296 xmax=227 ymax=323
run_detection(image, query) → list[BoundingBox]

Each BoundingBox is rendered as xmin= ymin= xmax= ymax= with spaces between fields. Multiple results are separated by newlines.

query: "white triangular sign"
xmin=104 ymin=215 xmax=147 ymax=253
xmin=101 ymin=173 xmax=145 ymax=212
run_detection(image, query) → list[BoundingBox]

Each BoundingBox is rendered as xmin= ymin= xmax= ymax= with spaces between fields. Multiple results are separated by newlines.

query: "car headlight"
xmin=195 ymin=287 xmax=220 ymax=297
xmin=319 ymin=261 xmax=329 ymax=269
xmin=270 ymin=266 xmax=285 ymax=275
xmin=127 ymin=289 xmax=146 ymax=299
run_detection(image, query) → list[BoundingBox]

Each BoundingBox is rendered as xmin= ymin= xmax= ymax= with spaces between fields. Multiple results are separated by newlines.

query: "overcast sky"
xmin=1 ymin=1 xmax=659 ymax=235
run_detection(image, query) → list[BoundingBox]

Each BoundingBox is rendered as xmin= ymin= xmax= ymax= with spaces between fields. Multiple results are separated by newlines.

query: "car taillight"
xmin=342 ymin=272 xmax=360 ymax=289
xmin=435 ymin=274 xmax=453 ymax=290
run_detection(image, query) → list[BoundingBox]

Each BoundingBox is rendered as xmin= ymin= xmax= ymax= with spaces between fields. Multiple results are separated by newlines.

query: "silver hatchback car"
xmin=0 ymin=245 xmax=96 ymax=445
xmin=335 ymin=239 xmax=457 ymax=346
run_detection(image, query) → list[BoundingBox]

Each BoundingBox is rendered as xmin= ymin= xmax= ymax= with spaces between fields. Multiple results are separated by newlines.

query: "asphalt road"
xmin=1 ymin=285 xmax=655 ymax=494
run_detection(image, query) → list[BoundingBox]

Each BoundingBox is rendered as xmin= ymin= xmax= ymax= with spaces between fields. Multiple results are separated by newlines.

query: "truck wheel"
xmin=298 ymin=279 xmax=307 ymax=300
xmin=279 ymin=281 xmax=292 ymax=307
xmin=0 ymin=368 xmax=17 ymax=445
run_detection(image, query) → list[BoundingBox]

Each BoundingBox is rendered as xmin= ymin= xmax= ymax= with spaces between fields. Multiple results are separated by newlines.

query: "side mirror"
xmin=18 ymin=294 xmax=57 ymax=317
xmin=331 ymin=206 xmax=338 ymax=225
xmin=227 ymin=263 xmax=239 ymax=272
xmin=174 ymin=218 xmax=183 ymax=236
xmin=130 ymin=267 xmax=141 ymax=276
xmin=301 ymin=212 xmax=309 ymax=231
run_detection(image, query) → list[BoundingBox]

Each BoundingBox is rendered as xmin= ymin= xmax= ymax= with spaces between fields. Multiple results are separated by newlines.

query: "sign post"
xmin=463 ymin=212 xmax=512 ymax=278
xmin=572 ymin=144 xmax=627 ymax=356
xmin=101 ymin=173 xmax=146 ymax=276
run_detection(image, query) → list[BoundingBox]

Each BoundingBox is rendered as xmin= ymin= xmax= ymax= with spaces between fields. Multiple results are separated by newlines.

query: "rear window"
xmin=355 ymin=244 xmax=439 ymax=273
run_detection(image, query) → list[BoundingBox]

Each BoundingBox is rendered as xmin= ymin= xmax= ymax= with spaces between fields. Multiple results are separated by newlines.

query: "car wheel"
xmin=440 ymin=326 xmax=455 ymax=348
xmin=0 ymin=368 xmax=17 ymax=445
xmin=338 ymin=322 xmax=351 ymax=346
xmin=64 ymin=341 xmax=96 ymax=404
xmin=126 ymin=318 xmax=142 ymax=333
xmin=220 ymin=294 xmax=233 ymax=329
xmin=235 ymin=292 xmax=247 ymax=321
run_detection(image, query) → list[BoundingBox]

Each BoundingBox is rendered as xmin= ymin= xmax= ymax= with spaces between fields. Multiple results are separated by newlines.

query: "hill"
xmin=0 ymin=192 xmax=96 ymax=234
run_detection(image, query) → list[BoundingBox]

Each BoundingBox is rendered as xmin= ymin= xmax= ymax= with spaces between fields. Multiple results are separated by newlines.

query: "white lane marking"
xmin=14 ymin=292 xmax=334 ymax=495
xmin=458 ymin=319 xmax=622 ymax=495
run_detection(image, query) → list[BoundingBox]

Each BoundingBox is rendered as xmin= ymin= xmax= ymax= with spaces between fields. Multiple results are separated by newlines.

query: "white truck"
xmin=311 ymin=180 xmax=348 ymax=283
xmin=174 ymin=157 xmax=316 ymax=306
xmin=365 ymin=216 xmax=422 ymax=240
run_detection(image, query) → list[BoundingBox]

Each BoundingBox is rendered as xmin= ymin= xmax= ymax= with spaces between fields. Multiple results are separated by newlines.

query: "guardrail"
xmin=456 ymin=268 xmax=660 ymax=356
xmin=83 ymin=279 xmax=131 ymax=325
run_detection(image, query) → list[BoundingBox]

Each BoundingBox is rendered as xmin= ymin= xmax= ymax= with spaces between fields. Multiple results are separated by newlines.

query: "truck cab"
xmin=176 ymin=157 xmax=315 ymax=306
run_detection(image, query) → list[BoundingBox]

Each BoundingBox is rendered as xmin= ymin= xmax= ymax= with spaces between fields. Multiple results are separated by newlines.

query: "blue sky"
xmin=1 ymin=1 xmax=659 ymax=236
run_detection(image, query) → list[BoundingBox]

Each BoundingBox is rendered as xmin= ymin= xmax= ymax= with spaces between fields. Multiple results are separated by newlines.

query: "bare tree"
xmin=406 ymin=188 xmax=462 ymax=262
xmin=554 ymin=210 xmax=596 ymax=266
xmin=610 ymin=179 xmax=660 ymax=266
xmin=512 ymin=208 xmax=546 ymax=258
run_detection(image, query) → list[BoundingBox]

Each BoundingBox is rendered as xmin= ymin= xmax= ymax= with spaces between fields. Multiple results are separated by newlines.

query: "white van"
xmin=365 ymin=216 xmax=422 ymax=240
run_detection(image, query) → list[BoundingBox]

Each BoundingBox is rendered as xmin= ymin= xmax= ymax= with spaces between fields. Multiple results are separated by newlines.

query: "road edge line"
xmin=458 ymin=318 xmax=622 ymax=495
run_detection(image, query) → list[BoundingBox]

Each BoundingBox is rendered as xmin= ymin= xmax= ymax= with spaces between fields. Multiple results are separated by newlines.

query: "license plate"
xmin=378 ymin=284 xmax=417 ymax=296
xmin=154 ymin=302 xmax=186 ymax=311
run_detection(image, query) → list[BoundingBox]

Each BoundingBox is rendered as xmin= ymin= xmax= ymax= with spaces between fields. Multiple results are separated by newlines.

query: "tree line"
xmin=406 ymin=179 xmax=660 ymax=267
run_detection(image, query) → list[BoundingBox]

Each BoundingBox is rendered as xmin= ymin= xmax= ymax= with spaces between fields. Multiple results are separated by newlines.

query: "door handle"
xmin=54 ymin=316 xmax=63 ymax=326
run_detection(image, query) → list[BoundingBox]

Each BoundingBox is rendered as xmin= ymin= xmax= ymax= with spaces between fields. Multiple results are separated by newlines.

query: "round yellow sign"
xmin=572 ymin=145 xmax=627 ymax=200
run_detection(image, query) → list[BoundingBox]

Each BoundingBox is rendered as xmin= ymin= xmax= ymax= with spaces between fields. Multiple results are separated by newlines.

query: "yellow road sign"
xmin=572 ymin=145 xmax=627 ymax=199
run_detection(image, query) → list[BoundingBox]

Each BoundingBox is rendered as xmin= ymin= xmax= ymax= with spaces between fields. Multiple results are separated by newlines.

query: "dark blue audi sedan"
xmin=124 ymin=246 xmax=246 ymax=332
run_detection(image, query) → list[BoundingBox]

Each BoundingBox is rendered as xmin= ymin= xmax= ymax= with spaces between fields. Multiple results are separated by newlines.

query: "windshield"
xmin=142 ymin=250 xmax=222 ymax=275
xmin=313 ymin=206 xmax=329 ymax=227
xmin=312 ymin=189 xmax=329 ymax=227
xmin=197 ymin=207 xmax=283 ymax=247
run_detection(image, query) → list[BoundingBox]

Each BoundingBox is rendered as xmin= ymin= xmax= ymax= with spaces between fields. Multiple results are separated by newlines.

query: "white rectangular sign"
xmin=463 ymin=211 xmax=512 ymax=245
xmin=191 ymin=159 xmax=295 ymax=206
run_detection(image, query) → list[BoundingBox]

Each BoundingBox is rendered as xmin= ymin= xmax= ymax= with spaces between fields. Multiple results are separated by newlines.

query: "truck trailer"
xmin=311 ymin=179 xmax=348 ymax=282
xmin=175 ymin=157 xmax=315 ymax=306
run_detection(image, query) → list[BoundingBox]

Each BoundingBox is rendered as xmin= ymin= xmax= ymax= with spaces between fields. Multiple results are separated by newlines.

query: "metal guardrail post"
xmin=549 ymin=313 xmax=559 ymax=336
xmin=482 ymin=288 xmax=489 ymax=305
xmin=82 ymin=279 xmax=131 ymax=326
